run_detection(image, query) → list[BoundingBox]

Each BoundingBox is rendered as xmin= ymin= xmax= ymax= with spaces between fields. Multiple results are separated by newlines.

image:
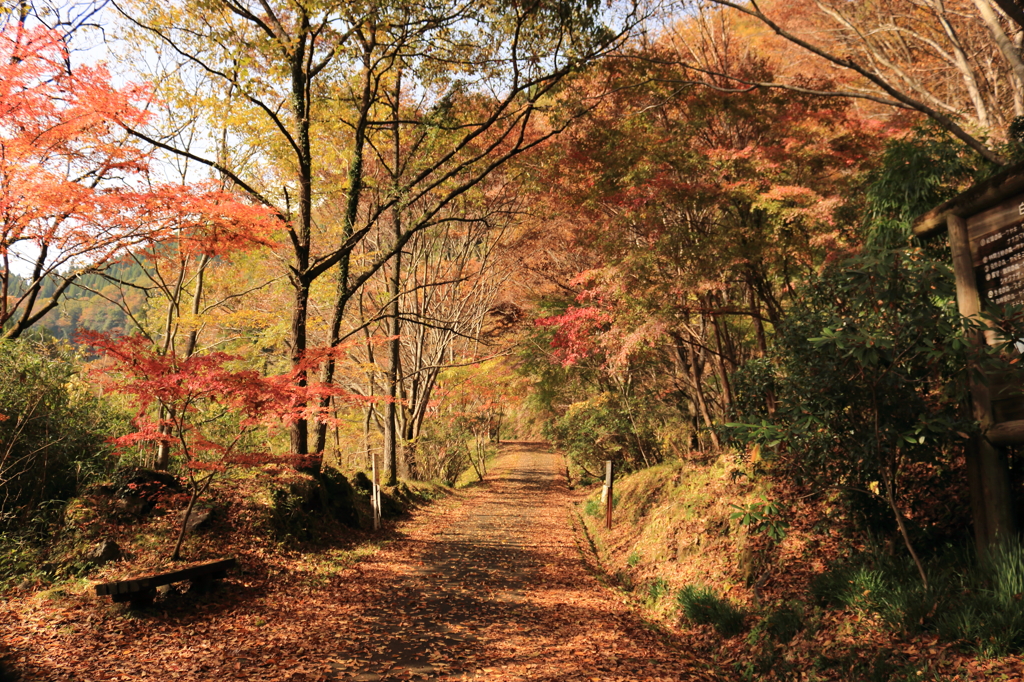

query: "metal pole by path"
xmin=605 ymin=460 xmax=613 ymax=530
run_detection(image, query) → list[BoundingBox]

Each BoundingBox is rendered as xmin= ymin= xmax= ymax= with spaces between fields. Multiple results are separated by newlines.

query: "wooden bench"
xmin=95 ymin=557 xmax=236 ymax=607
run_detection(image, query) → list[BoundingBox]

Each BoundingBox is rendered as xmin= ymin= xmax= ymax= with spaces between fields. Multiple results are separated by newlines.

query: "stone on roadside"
xmin=179 ymin=508 xmax=214 ymax=533
xmin=85 ymin=540 xmax=122 ymax=566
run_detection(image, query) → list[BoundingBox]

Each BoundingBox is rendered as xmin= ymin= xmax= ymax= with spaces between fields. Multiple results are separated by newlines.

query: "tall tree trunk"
xmin=288 ymin=14 xmax=315 ymax=460
xmin=383 ymin=254 xmax=402 ymax=484
xmin=384 ymin=71 xmax=404 ymax=485
xmin=289 ymin=277 xmax=310 ymax=457
xmin=314 ymin=38 xmax=375 ymax=455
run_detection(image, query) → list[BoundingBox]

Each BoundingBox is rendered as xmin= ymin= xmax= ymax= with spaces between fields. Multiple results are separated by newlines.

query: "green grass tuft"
xmin=813 ymin=540 xmax=1024 ymax=654
xmin=647 ymin=577 xmax=670 ymax=605
xmin=677 ymin=584 xmax=746 ymax=637
xmin=765 ymin=602 xmax=804 ymax=643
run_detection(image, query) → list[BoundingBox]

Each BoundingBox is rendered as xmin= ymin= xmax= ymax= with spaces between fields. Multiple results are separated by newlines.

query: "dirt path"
xmin=331 ymin=442 xmax=715 ymax=681
xmin=0 ymin=442 xmax=715 ymax=682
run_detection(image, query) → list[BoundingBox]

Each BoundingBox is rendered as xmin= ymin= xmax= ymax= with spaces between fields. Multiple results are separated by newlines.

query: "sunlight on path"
xmin=330 ymin=443 xmax=715 ymax=682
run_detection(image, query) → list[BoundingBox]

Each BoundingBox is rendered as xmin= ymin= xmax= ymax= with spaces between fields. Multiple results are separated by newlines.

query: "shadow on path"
xmin=330 ymin=443 xmax=715 ymax=682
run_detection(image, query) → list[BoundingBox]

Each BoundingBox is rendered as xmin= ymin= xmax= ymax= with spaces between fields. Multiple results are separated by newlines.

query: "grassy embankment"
xmin=572 ymin=453 xmax=1024 ymax=682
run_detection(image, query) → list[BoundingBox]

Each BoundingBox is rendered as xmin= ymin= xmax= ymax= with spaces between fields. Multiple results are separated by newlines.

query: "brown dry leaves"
xmin=0 ymin=444 xmax=715 ymax=682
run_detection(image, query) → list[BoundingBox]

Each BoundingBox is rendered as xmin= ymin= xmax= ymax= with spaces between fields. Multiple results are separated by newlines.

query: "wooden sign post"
xmin=913 ymin=165 xmax=1024 ymax=554
xmin=605 ymin=460 xmax=613 ymax=530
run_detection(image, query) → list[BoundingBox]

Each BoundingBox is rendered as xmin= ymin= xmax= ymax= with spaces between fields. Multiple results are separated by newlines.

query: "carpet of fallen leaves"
xmin=0 ymin=443 xmax=719 ymax=681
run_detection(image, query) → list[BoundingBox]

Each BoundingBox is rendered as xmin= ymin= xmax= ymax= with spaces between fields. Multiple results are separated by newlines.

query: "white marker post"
xmin=371 ymin=453 xmax=381 ymax=531
xmin=605 ymin=460 xmax=613 ymax=530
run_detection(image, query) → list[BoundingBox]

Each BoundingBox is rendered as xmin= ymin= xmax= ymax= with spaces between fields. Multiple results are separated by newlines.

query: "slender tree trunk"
xmin=748 ymin=283 xmax=775 ymax=415
xmin=749 ymin=284 xmax=768 ymax=356
xmin=709 ymin=308 xmax=733 ymax=419
xmin=154 ymin=265 xmax=187 ymax=469
xmin=384 ymin=72 xmax=404 ymax=485
xmin=872 ymin=386 xmax=928 ymax=589
xmin=686 ymin=336 xmax=721 ymax=449
xmin=363 ymin=404 xmax=374 ymax=470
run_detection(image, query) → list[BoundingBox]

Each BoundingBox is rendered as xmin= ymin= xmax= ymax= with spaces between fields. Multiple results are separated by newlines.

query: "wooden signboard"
xmin=910 ymin=161 xmax=1024 ymax=551
xmin=969 ymin=195 xmax=1024 ymax=308
xmin=966 ymin=196 xmax=1024 ymax=423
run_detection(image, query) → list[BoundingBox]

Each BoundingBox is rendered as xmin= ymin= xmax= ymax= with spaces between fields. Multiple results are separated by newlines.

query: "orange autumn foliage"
xmin=0 ymin=25 xmax=275 ymax=339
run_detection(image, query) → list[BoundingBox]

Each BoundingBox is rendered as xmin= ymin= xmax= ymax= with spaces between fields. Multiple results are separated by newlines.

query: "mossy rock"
xmin=316 ymin=467 xmax=360 ymax=527
xmin=63 ymin=498 xmax=100 ymax=529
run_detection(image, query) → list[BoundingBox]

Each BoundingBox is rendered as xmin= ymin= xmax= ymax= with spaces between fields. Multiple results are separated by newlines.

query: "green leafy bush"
xmin=677 ymin=584 xmax=746 ymax=637
xmin=812 ymin=542 xmax=1024 ymax=654
xmin=727 ymin=249 xmax=983 ymax=563
xmin=0 ymin=339 xmax=120 ymax=529
xmin=544 ymin=391 xmax=663 ymax=475
xmin=730 ymin=495 xmax=788 ymax=541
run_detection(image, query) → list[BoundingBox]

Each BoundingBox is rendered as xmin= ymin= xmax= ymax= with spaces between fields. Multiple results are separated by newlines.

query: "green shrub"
xmin=627 ymin=550 xmax=641 ymax=567
xmin=677 ymin=584 xmax=746 ymax=637
xmin=408 ymin=418 xmax=471 ymax=486
xmin=0 ymin=534 xmax=42 ymax=591
xmin=0 ymin=339 xmax=120 ymax=530
xmin=544 ymin=392 xmax=664 ymax=475
xmin=726 ymin=250 xmax=975 ymax=551
xmin=583 ymin=498 xmax=601 ymax=517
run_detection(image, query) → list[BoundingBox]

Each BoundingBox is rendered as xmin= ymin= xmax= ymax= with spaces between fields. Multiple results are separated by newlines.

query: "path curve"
xmin=331 ymin=442 xmax=714 ymax=682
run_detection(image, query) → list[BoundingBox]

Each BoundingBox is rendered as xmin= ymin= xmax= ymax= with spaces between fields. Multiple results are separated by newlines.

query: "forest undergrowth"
xmin=572 ymin=454 xmax=1024 ymax=682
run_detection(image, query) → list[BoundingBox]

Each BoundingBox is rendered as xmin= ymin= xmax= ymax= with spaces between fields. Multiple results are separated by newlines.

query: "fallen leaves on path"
xmin=1 ymin=443 xmax=715 ymax=681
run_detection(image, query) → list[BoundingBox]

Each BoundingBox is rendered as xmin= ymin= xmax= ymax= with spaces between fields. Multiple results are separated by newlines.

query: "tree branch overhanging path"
xmin=112 ymin=0 xmax=647 ymax=460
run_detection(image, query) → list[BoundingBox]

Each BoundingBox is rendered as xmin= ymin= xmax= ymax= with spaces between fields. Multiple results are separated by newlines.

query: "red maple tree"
xmin=82 ymin=332 xmax=352 ymax=560
xmin=0 ymin=25 xmax=273 ymax=340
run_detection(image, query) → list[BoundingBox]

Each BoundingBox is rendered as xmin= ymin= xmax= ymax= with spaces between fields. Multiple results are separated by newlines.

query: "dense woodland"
xmin=6 ymin=0 xmax=1024 ymax=679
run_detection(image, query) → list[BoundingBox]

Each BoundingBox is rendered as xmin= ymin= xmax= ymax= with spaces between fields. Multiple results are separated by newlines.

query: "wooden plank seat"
xmin=95 ymin=557 xmax=236 ymax=606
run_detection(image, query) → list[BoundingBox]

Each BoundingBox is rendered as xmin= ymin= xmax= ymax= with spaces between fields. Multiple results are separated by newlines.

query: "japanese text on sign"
xmin=978 ymin=217 xmax=1024 ymax=306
